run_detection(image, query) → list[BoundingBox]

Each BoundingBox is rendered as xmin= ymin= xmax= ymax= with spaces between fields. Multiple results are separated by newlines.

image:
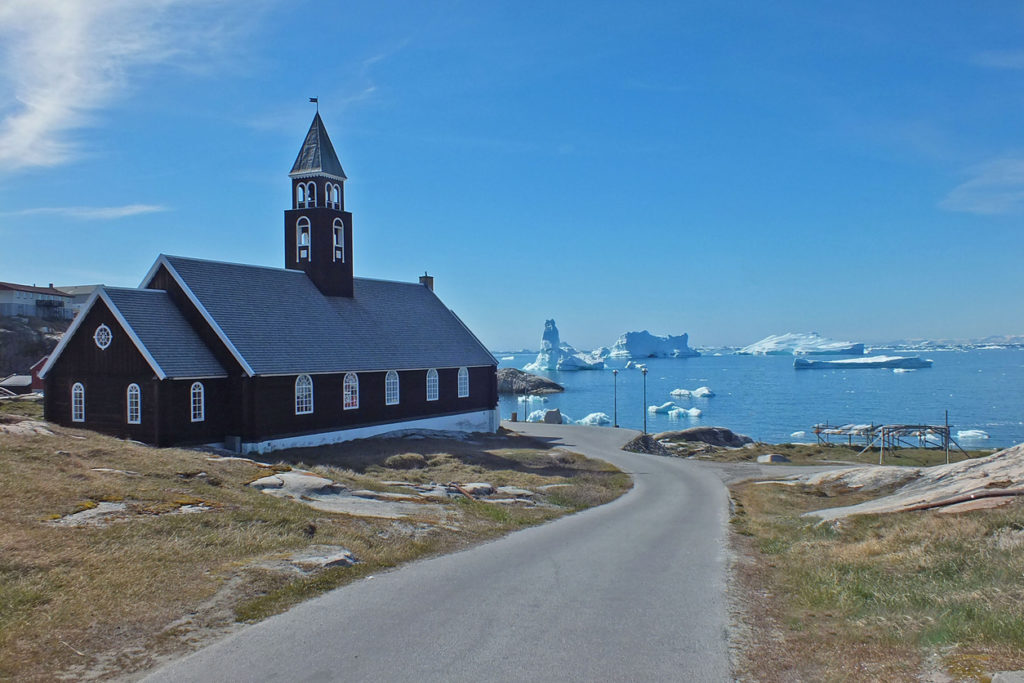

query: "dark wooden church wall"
xmin=244 ymin=365 xmax=497 ymax=442
xmin=44 ymin=300 xmax=159 ymax=443
xmin=156 ymin=378 xmax=230 ymax=447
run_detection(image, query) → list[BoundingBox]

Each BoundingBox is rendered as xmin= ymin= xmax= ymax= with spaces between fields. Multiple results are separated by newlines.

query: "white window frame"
xmin=127 ymin=383 xmax=141 ymax=424
xmin=295 ymin=374 xmax=314 ymax=414
xmin=385 ymin=370 xmax=399 ymax=406
xmin=94 ymin=324 xmax=112 ymax=349
xmin=191 ymin=382 xmax=205 ymax=422
xmin=297 ymin=217 xmax=311 ymax=261
xmin=71 ymin=382 xmax=85 ymax=422
xmin=333 ymin=218 xmax=344 ymax=262
xmin=426 ymin=368 xmax=439 ymax=402
xmin=458 ymin=367 xmax=470 ymax=398
xmin=343 ymin=372 xmax=359 ymax=410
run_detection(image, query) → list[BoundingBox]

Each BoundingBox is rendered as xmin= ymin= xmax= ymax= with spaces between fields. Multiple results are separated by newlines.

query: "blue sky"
xmin=1 ymin=1 xmax=1022 ymax=349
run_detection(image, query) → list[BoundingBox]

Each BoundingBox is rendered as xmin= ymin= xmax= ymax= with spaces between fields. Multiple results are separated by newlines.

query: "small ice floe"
xmin=501 ymin=356 xmax=515 ymax=360
xmin=670 ymin=386 xmax=714 ymax=398
xmin=517 ymin=394 xmax=548 ymax=403
xmin=957 ymin=429 xmax=990 ymax=440
xmin=893 ymin=368 xmax=915 ymax=374
xmin=668 ymin=407 xmax=701 ymax=419
xmin=790 ymin=431 xmax=807 ymax=438
xmin=576 ymin=412 xmax=611 ymax=426
xmin=648 ymin=402 xmax=676 ymax=414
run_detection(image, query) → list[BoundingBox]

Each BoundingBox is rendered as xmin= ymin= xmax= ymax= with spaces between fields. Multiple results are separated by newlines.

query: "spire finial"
xmin=309 ymin=96 xmax=319 ymax=112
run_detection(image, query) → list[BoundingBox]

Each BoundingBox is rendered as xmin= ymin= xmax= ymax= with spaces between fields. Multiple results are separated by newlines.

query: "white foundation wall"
xmin=239 ymin=408 xmax=500 ymax=455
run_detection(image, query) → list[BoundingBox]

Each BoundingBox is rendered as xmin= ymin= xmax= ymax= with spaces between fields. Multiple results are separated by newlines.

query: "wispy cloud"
xmin=4 ymin=204 xmax=168 ymax=220
xmin=940 ymin=159 xmax=1024 ymax=215
xmin=0 ymin=0 xmax=263 ymax=172
xmin=972 ymin=50 xmax=1024 ymax=70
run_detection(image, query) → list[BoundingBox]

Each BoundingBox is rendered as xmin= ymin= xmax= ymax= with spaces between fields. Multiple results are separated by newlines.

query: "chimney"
xmin=48 ymin=283 xmax=54 ymax=289
xmin=419 ymin=271 xmax=434 ymax=291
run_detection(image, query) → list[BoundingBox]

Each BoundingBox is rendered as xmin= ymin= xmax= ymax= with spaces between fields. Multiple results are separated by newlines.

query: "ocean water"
xmin=498 ymin=350 xmax=1024 ymax=449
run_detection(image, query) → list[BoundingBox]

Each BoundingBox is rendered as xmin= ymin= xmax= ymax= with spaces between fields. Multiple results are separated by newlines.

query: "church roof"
xmin=102 ymin=288 xmax=228 ymax=378
xmin=147 ymin=255 xmax=496 ymax=376
xmin=289 ymin=112 xmax=347 ymax=180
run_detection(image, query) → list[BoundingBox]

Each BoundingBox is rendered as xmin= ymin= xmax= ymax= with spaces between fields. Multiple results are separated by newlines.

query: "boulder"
xmin=542 ymin=409 xmax=564 ymax=424
xmin=757 ymin=453 xmax=790 ymax=464
xmin=653 ymin=426 xmax=754 ymax=448
xmin=497 ymin=367 xmax=565 ymax=395
xmin=462 ymin=482 xmax=495 ymax=496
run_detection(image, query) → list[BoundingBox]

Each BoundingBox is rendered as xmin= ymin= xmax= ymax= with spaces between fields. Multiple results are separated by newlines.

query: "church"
xmin=40 ymin=113 xmax=499 ymax=453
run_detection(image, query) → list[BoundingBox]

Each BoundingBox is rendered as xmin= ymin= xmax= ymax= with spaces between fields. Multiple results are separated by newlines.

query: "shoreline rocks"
xmin=497 ymin=368 xmax=565 ymax=395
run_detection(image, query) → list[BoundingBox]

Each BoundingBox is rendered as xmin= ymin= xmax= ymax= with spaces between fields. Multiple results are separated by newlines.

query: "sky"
xmin=1 ymin=1 xmax=1023 ymax=350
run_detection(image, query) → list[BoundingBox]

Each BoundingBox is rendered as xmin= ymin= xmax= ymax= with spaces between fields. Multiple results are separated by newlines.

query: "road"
xmin=146 ymin=423 xmax=755 ymax=682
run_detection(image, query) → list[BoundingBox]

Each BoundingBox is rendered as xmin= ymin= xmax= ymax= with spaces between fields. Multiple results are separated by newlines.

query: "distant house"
xmin=57 ymin=285 xmax=103 ymax=318
xmin=0 ymin=374 xmax=34 ymax=395
xmin=40 ymin=112 xmax=499 ymax=453
xmin=30 ymin=356 xmax=48 ymax=392
xmin=0 ymin=283 xmax=73 ymax=320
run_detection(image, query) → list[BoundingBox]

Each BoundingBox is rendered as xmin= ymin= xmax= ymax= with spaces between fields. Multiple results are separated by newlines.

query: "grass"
xmin=730 ymin=479 xmax=1024 ymax=681
xmin=0 ymin=396 xmax=43 ymax=420
xmin=0 ymin=411 xmax=630 ymax=681
xmin=661 ymin=437 xmax=995 ymax=467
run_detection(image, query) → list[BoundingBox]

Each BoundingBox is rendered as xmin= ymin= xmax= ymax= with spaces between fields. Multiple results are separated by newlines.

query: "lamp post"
xmin=612 ymin=369 xmax=619 ymax=428
xmin=641 ymin=366 xmax=648 ymax=435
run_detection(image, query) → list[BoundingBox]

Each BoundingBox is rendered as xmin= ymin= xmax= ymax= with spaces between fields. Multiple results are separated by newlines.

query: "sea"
xmin=497 ymin=350 xmax=1024 ymax=449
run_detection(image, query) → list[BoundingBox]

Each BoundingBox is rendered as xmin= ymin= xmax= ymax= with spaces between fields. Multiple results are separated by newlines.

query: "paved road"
xmin=146 ymin=423 xmax=738 ymax=682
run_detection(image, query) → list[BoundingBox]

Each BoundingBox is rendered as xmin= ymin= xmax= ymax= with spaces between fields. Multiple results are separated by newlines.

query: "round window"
xmin=94 ymin=324 xmax=112 ymax=349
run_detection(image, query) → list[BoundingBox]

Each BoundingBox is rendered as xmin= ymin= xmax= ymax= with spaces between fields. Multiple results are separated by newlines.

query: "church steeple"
xmin=284 ymin=112 xmax=354 ymax=297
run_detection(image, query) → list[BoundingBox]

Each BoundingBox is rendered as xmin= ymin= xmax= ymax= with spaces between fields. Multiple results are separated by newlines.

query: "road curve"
xmin=146 ymin=423 xmax=733 ymax=682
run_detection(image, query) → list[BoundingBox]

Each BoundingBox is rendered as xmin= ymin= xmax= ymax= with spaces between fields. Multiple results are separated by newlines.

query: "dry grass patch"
xmin=730 ymin=480 xmax=1024 ymax=681
xmin=667 ymin=438 xmax=994 ymax=467
xmin=0 ymin=421 xmax=629 ymax=681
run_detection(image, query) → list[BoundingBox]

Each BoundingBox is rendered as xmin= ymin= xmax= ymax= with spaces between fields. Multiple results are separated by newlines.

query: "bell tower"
xmin=284 ymin=112 xmax=354 ymax=297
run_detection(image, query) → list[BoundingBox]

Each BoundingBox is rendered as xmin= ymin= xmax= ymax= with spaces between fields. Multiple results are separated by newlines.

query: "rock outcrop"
xmin=653 ymin=426 xmax=754 ymax=448
xmin=497 ymin=368 xmax=565 ymax=395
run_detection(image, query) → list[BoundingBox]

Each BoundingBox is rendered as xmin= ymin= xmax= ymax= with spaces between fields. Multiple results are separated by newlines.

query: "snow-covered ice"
xmin=670 ymin=386 xmax=714 ymax=398
xmin=608 ymin=330 xmax=700 ymax=359
xmin=524 ymin=319 xmax=604 ymax=371
xmin=739 ymin=332 xmax=865 ymax=356
xmin=794 ymin=355 xmax=933 ymax=370
xmin=526 ymin=410 xmax=546 ymax=422
xmin=957 ymin=429 xmax=990 ymax=440
xmin=577 ymin=412 xmax=611 ymax=426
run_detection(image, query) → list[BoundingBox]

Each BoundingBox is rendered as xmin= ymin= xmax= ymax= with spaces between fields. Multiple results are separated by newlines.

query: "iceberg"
xmin=524 ymin=319 xmax=604 ymax=372
xmin=516 ymin=395 xmax=548 ymax=403
xmin=526 ymin=409 xmax=546 ymax=423
xmin=739 ymin=332 xmax=865 ymax=356
xmin=670 ymin=386 xmax=714 ymax=398
xmin=794 ymin=355 xmax=933 ymax=370
xmin=790 ymin=430 xmax=807 ymax=438
xmin=577 ymin=412 xmax=611 ymax=426
xmin=501 ymin=355 xmax=515 ymax=361
xmin=648 ymin=402 xmax=677 ymax=414
xmin=668 ymin=407 xmax=702 ymax=418
xmin=608 ymin=330 xmax=700 ymax=359
xmin=957 ymin=429 xmax=990 ymax=440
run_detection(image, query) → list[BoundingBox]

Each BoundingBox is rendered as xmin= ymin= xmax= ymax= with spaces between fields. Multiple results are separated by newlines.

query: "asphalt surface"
xmin=145 ymin=423 xmax=740 ymax=682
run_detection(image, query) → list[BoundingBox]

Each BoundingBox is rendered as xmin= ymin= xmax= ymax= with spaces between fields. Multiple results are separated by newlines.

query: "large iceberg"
xmin=524 ymin=320 xmax=604 ymax=371
xmin=739 ymin=332 xmax=865 ymax=356
xmin=577 ymin=412 xmax=612 ymax=426
xmin=794 ymin=355 xmax=933 ymax=370
xmin=608 ymin=331 xmax=700 ymax=359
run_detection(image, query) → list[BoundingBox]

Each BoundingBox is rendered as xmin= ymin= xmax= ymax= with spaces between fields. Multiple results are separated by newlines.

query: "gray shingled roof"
xmin=289 ymin=112 xmax=347 ymax=180
xmin=104 ymin=288 xmax=227 ymax=378
xmin=160 ymin=255 xmax=496 ymax=375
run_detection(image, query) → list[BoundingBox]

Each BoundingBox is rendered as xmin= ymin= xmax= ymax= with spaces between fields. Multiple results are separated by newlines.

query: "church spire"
xmin=289 ymin=112 xmax=347 ymax=181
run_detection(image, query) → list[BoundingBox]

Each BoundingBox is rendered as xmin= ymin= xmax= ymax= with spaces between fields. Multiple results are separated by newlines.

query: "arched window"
xmin=296 ymin=184 xmax=306 ymax=207
xmin=296 ymin=217 xmax=311 ymax=261
xmin=343 ymin=372 xmax=359 ymax=410
xmin=191 ymin=382 xmax=205 ymax=422
xmin=458 ymin=367 xmax=470 ymax=398
xmin=71 ymin=382 xmax=85 ymax=422
xmin=307 ymin=182 xmax=317 ymax=207
xmin=385 ymin=370 xmax=399 ymax=406
xmin=295 ymin=374 xmax=313 ymax=414
xmin=426 ymin=369 xmax=439 ymax=401
xmin=126 ymin=383 xmax=141 ymax=424
xmin=333 ymin=218 xmax=344 ymax=262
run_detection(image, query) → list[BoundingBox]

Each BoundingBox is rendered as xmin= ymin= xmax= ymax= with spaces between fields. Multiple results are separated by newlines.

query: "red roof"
xmin=0 ymin=281 xmax=70 ymax=297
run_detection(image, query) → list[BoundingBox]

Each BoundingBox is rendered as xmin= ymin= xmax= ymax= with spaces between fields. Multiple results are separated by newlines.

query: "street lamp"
xmin=612 ymin=369 xmax=619 ymax=428
xmin=641 ymin=366 xmax=648 ymax=435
